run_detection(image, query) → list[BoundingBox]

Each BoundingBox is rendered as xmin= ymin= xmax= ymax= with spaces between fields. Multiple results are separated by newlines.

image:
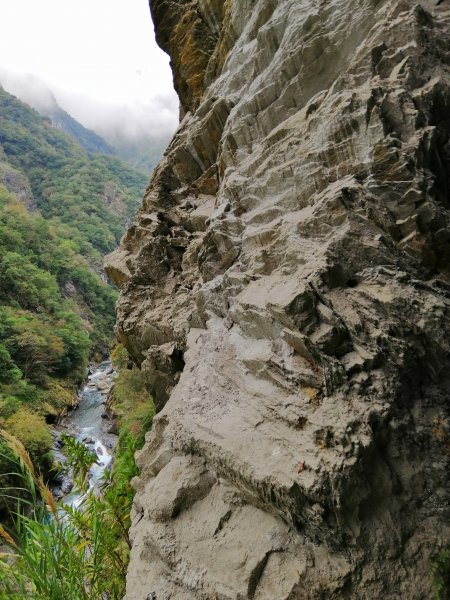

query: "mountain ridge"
xmin=45 ymin=102 xmax=115 ymax=157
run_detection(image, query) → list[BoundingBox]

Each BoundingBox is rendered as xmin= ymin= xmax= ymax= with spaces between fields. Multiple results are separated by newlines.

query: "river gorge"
xmin=1 ymin=0 xmax=450 ymax=597
xmin=52 ymin=362 xmax=117 ymax=506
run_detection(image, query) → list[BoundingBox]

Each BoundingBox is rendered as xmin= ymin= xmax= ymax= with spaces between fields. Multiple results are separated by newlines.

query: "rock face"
xmin=105 ymin=0 xmax=450 ymax=597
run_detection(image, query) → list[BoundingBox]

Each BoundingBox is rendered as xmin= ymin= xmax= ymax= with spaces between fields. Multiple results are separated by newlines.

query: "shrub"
xmin=0 ymin=431 xmax=134 ymax=598
xmin=0 ymin=345 xmax=21 ymax=384
xmin=111 ymin=344 xmax=129 ymax=370
xmin=432 ymin=547 xmax=450 ymax=599
xmin=4 ymin=409 xmax=52 ymax=472
xmin=0 ymin=395 xmax=21 ymax=421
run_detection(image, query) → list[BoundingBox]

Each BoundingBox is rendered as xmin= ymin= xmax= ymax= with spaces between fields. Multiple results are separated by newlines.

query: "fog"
xmin=0 ymin=68 xmax=178 ymax=146
xmin=0 ymin=0 xmax=179 ymax=143
xmin=59 ymin=89 xmax=178 ymax=143
xmin=0 ymin=70 xmax=58 ymax=112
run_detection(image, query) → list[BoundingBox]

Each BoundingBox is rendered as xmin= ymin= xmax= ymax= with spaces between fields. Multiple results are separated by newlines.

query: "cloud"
xmin=0 ymin=68 xmax=57 ymax=111
xmin=0 ymin=68 xmax=179 ymax=142
xmin=0 ymin=0 xmax=179 ymax=144
xmin=58 ymin=90 xmax=179 ymax=142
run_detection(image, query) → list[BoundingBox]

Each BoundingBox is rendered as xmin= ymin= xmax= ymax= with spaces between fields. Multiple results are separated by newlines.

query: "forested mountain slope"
xmin=0 ymin=75 xmax=171 ymax=176
xmin=43 ymin=101 xmax=115 ymax=157
xmin=0 ymin=87 xmax=148 ymax=480
xmin=0 ymin=87 xmax=147 ymax=262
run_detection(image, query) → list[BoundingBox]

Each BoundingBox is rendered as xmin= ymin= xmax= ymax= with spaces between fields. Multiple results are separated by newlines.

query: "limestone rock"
xmin=103 ymin=248 xmax=133 ymax=287
xmin=106 ymin=0 xmax=450 ymax=597
xmin=0 ymin=160 xmax=35 ymax=210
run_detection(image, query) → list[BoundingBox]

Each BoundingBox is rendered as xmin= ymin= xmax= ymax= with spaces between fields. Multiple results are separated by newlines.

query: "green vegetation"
xmin=0 ymin=431 xmax=131 ymax=599
xmin=0 ymin=87 xmax=148 ymax=483
xmin=0 ymin=185 xmax=115 ymax=473
xmin=0 ymin=346 xmax=155 ymax=599
xmin=109 ymin=344 xmax=156 ymax=512
xmin=45 ymin=104 xmax=114 ymax=157
xmin=0 ymin=87 xmax=147 ymax=263
xmin=0 ymin=85 xmax=157 ymax=598
xmin=432 ymin=547 xmax=450 ymax=599
xmin=4 ymin=411 xmax=52 ymax=469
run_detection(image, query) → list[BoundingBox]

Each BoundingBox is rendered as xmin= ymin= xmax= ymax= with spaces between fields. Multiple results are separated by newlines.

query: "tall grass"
xmin=0 ymin=430 xmax=131 ymax=599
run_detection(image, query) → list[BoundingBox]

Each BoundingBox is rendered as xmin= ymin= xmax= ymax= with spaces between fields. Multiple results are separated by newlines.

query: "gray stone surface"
xmin=0 ymin=159 xmax=35 ymax=210
xmin=106 ymin=0 xmax=450 ymax=597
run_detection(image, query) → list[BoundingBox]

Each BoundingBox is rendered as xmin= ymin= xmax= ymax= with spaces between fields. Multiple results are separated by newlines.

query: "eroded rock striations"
xmin=105 ymin=0 xmax=450 ymax=597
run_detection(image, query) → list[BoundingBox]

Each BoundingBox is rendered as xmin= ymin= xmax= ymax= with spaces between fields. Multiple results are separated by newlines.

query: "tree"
xmin=0 ymin=344 xmax=22 ymax=384
xmin=6 ymin=314 xmax=65 ymax=383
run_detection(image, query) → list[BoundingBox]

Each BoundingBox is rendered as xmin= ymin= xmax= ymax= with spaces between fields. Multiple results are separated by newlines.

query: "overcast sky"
xmin=0 ymin=0 xmax=178 ymax=139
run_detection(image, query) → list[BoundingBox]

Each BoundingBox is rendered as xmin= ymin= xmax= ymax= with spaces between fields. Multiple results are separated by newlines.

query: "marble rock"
xmin=106 ymin=0 xmax=450 ymax=597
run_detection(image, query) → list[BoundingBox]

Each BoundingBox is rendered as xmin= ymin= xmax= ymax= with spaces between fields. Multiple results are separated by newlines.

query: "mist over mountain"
xmin=0 ymin=70 xmax=176 ymax=174
xmin=36 ymin=101 xmax=115 ymax=157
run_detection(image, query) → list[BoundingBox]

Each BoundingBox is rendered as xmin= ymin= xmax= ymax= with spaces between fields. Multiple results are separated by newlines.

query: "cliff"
xmin=105 ymin=0 xmax=450 ymax=597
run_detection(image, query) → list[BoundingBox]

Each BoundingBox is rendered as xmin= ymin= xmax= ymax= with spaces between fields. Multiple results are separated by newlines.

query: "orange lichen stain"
xmin=432 ymin=416 xmax=450 ymax=453
xmin=169 ymin=8 xmax=213 ymax=111
xmin=304 ymin=387 xmax=318 ymax=400
xmin=296 ymin=462 xmax=305 ymax=475
xmin=162 ymin=0 xmax=235 ymax=111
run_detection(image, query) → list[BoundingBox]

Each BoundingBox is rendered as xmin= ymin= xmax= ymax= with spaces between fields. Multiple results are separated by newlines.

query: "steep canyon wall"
xmin=105 ymin=0 xmax=450 ymax=597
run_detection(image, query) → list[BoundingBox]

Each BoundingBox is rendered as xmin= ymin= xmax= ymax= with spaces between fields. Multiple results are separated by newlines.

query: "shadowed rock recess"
xmin=105 ymin=0 xmax=450 ymax=597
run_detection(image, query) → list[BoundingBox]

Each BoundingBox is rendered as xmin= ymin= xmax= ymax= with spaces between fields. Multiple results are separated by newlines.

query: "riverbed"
xmin=52 ymin=361 xmax=118 ymax=504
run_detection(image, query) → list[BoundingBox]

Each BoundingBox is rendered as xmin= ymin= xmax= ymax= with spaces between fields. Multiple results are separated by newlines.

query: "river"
xmin=52 ymin=361 xmax=118 ymax=505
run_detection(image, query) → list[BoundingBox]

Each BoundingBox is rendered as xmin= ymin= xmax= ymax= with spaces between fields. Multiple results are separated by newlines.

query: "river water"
xmin=52 ymin=361 xmax=117 ymax=505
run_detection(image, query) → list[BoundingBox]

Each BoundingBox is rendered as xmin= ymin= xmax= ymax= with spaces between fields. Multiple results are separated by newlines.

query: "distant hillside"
xmin=0 ymin=73 xmax=171 ymax=176
xmin=39 ymin=101 xmax=168 ymax=175
xmin=106 ymin=134 xmax=169 ymax=175
xmin=45 ymin=103 xmax=115 ymax=156
xmin=0 ymin=87 xmax=147 ymax=261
